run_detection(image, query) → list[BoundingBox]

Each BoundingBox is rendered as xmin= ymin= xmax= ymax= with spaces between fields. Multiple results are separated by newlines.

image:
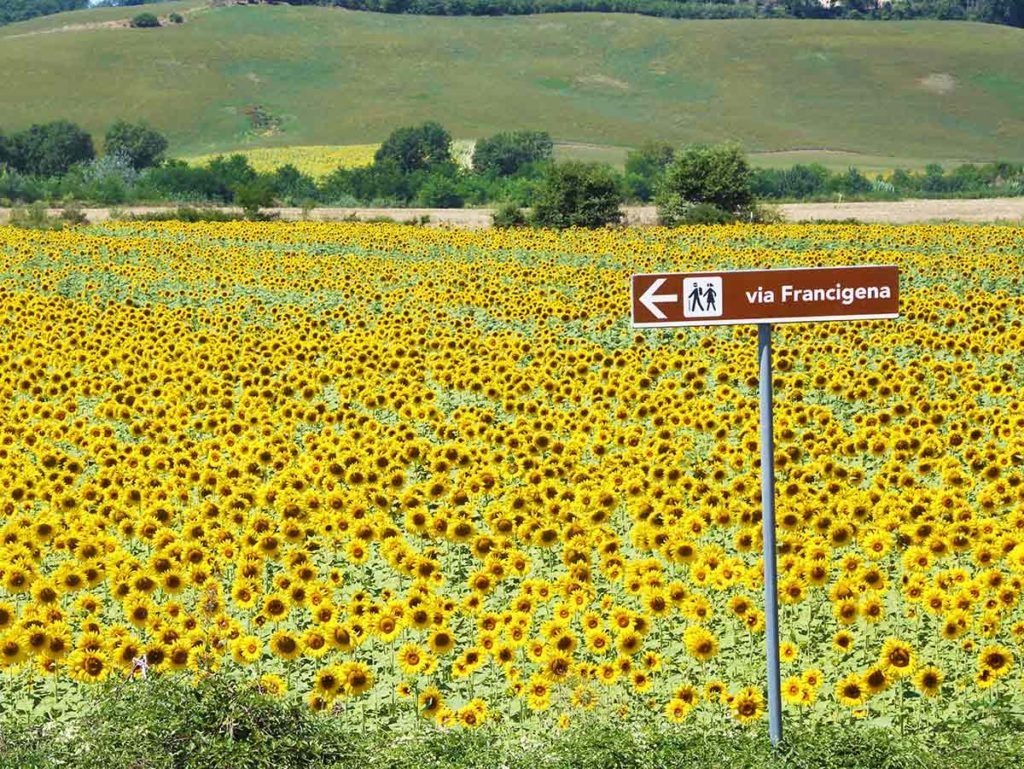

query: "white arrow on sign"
xmin=638 ymin=278 xmax=678 ymax=320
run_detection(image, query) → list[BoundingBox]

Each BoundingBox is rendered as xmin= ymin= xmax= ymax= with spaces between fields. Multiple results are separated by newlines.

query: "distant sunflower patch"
xmin=185 ymin=144 xmax=378 ymax=179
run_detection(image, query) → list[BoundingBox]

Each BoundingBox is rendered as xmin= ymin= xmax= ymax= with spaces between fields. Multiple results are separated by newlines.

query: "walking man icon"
xmin=704 ymin=282 xmax=718 ymax=312
xmin=688 ymin=283 xmax=705 ymax=313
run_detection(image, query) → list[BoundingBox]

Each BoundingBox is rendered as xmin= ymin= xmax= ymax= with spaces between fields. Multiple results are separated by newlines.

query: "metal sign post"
xmin=758 ymin=323 xmax=782 ymax=746
xmin=630 ymin=265 xmax=899 ymax=748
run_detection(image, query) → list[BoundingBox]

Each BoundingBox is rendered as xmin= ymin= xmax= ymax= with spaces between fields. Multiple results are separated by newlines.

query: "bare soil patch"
xmin=575 ymin=74 xmax=630 ymax=91
xmin=918 ymin=73 xmax=956 ymax=94
xmin=1 ymin=199 xmax=1021 ymax=228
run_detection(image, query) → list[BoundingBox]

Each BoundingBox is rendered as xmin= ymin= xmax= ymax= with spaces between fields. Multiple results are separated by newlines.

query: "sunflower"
xmin=0 ymin=630 xmax=29 ymax=668
xmin=730 ymin=686 xmax=765 ymax=724
xmin=832 ymin=630 xmax=855 ymax=654
xmin=340 ymin=661 xmax=373 ymax=697
xmin=683 ymin=626 xmax=719 ymax=662
xmin=879 ymin=638 xmax=916 ymax=678
xmin=863 ymin=665 xmax=889 ymax=695
xmin=259 ymin=673 xmax=287 ymax=696
xmin=835 ymin=673 xmax=867 ymax=708
xmin=269 ymin=630 xmax=302 ymax=662
xmin=457 ymin=698 xmax=488 ymax=728
xmin=429 ymin=628 xmax=455 ymax=655
xmin=978 ymin=644 xmax=1013 ymax=678
xmin=166 ymin=640 xmax=195 ymax=671
xmin=913 ymin=665 xmax=944 ymax=697
xmin=68 ymin=648 xmax=109 ymax=684
xmin=782 ymin=676 xmax=805 ymax=705
xmin=418 ymin=686 xmax=444 ymax=718
xmin=313 ymin=665 xmax=341 ymax=698
xmin=779 ymin=641 xmax=799 ymax=663
xmin=543 ymin=651 xmax=572 ymax=682
xmin=617 ymin=630 xmax=642 ymax=656
xmin=231 ymin=635 xmax=263 ymax=665
xmin=664 ymin=697 xmax=693 ymax=723
xmin=397 ymin=643 xmax=426 ymax=675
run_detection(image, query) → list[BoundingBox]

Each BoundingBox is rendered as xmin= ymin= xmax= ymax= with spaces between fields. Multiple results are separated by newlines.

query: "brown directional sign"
xmin=631 ymin=265 xmax=899 ymax=328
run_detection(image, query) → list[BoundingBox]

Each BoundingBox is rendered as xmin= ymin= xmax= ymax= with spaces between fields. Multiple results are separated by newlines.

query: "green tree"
xmin=472 ymin=130 xmax=553 ymax=177
xmin=374 ymin=121 xmax=452 ymax=174
xmin=656 ymin=143 xmax=753 ymax=225
xmin=624 ymin=141 xmax=675 ymax=202
xmin=415 ymin=169 xmax=464 ymax=207
xmin=491 ymin=202 xmax=527 ymax=227
xmin=270 ymin=164 xmax=318 ymax=205
xmin=130 ymin=12 xmax=160 ymax=27
xmin=0 ymin=0 xmax=89 ymax=26
xmin=8 ymin=120 xmax=94 ymax=177
xmin=531 ymin=161 xmax=623 ymax=229
xmin=104 ymin=120 xmax=168 ymax=170
xmin=838 ymin=166 xmax=872 ymax=195
xmin=206 ymin=154 xmax=258 ymax=192
xmin=234 ymin=179 xmax=275 ymax=219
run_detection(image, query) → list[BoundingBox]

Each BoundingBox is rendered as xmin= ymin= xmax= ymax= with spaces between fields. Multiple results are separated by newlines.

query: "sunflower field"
xmin=184 ymin=145 xmax=378 ymax=179
xmin=0 ymin=221 xmax=1022 ymax=738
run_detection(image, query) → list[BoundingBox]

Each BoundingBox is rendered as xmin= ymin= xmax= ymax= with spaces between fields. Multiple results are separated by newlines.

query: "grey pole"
xmin=758 ymin=322 xmax=782 ymax=747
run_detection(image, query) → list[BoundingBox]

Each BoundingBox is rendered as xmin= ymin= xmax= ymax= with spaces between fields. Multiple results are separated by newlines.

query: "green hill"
xmin=1 ymin=2 xmax=1023 ymax=166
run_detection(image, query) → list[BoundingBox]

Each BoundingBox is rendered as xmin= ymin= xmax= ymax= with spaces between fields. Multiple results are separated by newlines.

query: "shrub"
xmin=0 ymin=168 xmax=46 ymax=203
xmin=271 ymin=164 xmax=319 ymax=205
xmin=8 ymin=201 xmax=55 ymax=229
xmin=117 ymin=207 xmax=247 ymax=222
xmin=168 ymin=11 xmax=184 ymax=22
xmin=656 ymin=143 xmax=753 ymax=225
xmin=491 ymin=202 xmax=527 ymax=227
xmin=104 ymin=120 xmax=168 ymax=170
xmin=130 ymin=12 xmax=160 ymax=28
xmin=624 ymin=141 xmax=675 ymax=202
xmin=142 ymin=160 xmax=232 ymax=203
xmin=664 ymin=201 xmax=735 ymax=225
xmin=206 ymin=154 xmax=258 ymax=192
xmin=1 ymin=674 xmax=1022 ymax=769
xmin=234 ymin=180 xmax=275 ymax=219
xmin=531 ymin=161 xmax=623 ymax=228
xmin=7 ymin=120 xmax=95 ymax=177
xmin=375 ymin=122 xmax=453 ymax=174
xmin=59 ymin=201 xmax=87 ymax=225
xmin=415 ymin=170 xmax=464 ymax=207
xmin=473 ymin=130 xmax=553 ymax=177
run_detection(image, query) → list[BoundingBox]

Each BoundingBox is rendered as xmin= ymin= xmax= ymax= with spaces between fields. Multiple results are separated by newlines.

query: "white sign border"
xmin=629 ymin=264 xmax=900 ymax=328
xmin=632 ymin=312 xmax=899 ymax=328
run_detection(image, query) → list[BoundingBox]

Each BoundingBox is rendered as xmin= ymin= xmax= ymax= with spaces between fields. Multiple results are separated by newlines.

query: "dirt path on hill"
xmin=2 ymin=19 xmax=130 ymax=39
xmin=1 ymin=198 xmax=1022 ymax=228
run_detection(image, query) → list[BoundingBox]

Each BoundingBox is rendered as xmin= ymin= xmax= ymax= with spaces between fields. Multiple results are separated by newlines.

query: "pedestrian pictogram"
xmin=683 ymin=276 xmax=722 ymax=318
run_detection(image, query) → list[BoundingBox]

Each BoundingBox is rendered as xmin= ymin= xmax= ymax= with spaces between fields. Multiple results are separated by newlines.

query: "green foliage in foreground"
xmin=1 ymin=675 xmax=1022 ymax=769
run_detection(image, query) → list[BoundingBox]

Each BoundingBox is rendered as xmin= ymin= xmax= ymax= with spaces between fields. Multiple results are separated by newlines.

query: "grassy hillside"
xmin=1 ymin=3 xmax=1023 ymax=164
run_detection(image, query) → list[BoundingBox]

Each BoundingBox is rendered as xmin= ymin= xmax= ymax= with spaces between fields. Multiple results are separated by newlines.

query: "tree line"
xmin=2 ymin=0 xmax=1021 ymax=26
xmin=0 ymin=0 xmax=177 ymax=26
xmin=1 ymin=119 xmax=1022 ymax=226
xmin=280 ymin=0 xmax=1024 ymax=26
